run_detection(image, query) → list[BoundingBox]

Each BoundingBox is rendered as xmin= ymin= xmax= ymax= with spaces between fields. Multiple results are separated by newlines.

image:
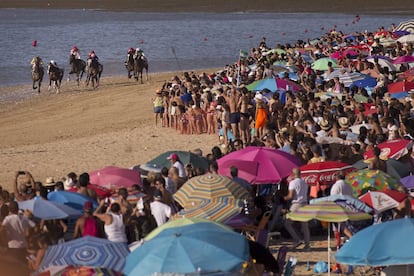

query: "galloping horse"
xmin=125 ymin=53 xmax=135 ymax=79
xmin=85 ymin=58 xmax=103 ymax=89
xmin=47 ymin=63 xmax=64 ymax=93
xmin=31 ymin=56 xmax=44 ymax=93
xmin=134 ymin=55 xmax=149 ymax=84
xmin=68 ymin=54 xmax=86 ymax=86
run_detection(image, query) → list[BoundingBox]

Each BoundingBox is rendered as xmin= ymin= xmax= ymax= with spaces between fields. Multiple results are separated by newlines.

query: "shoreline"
xmin=1 ymin=0 xmax=414 ymax=14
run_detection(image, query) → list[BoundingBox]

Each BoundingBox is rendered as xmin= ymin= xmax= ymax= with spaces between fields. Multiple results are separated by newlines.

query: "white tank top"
xmin=104 ymin=213 xmax=127 ymax=243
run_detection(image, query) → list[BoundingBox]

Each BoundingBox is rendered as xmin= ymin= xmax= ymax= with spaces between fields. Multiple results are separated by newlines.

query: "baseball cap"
xmin=83 ymin=201 xmax=93 ymax=212
xmin=167 ymin=153 xmax=179 ymax=160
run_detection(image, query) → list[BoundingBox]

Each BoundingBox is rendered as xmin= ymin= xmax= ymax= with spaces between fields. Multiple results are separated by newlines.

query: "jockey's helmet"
xmin=50 ymin=60 xmax=57 ymax=67
xmin=128 ymin=47 xmax=134 ymax=53
xmin=72 ymin=46 xmax=78 ymax=51
xmin=136 ymin=48 xmax=143 ymax=53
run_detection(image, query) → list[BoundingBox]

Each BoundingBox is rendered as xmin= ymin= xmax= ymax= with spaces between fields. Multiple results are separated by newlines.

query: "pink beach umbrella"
xmin=89 ymin=166 xmax=141 ymax=189
xmin=392 ymin=55 xmax=414 ymax=64
xmin=217 ymin=146 xmax=302 ymax=184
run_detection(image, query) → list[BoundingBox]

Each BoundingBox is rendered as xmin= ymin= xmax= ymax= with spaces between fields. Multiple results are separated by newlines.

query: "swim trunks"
xmin=229 ymin=112 xmax=240 ymax=124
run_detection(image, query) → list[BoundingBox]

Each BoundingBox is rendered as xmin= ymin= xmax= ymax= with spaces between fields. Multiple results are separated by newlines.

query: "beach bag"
xmin=314 ymin=261 xmax=328 ymax=273
xmin=83 ymin=217 xmax=98 ymax=237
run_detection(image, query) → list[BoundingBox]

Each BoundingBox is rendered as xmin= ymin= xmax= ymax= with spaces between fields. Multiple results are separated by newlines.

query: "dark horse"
xmin=85 ymin=58 xmax=103 ymax=89
xmin=31 ymin=56 xmax=44 ymax=93
xmin=134 ymin=55 xmax=149 ymax=84
xmin=125 ymin=53 xmax=135 ymax=79
xmin=48 ymin=64 xmax=64 ymax=93
xmin=68 ymin=54 xmax=86 ymax=86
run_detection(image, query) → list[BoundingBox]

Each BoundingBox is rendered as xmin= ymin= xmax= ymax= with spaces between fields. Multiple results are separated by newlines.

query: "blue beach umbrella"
xmin=349 ymin=76 xmax=377 ymax=89
xmin=18 ymin=197 xmax=82 ymax=220
xmin=38 ymin=236 xmax=129 ymax=272
xmin=47 ymin=191 xmax=98 ymax=212
xmin=335 ymin=218 xmax=414 ymax=267
xmin=125 ymin=219 xmax=249 ymax=276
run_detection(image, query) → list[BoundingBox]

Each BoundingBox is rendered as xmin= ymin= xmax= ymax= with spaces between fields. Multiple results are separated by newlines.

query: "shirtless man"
xmin=238 ymin=87 xmax=251 ymax=145
xmin=226 ymin=86 xmax=241 ymax=140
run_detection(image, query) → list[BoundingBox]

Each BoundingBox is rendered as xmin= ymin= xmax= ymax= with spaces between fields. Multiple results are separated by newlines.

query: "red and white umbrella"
xmin=359 ymin=190 xmax=408 ymax=213
xmin=297 ymin=161 xmax=356 ymax=186
xmin=363 ymin=139 xmax=413 ymax=160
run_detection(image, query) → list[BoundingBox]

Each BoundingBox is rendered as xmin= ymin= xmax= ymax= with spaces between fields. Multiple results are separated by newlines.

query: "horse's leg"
xmin=33 ymin=80 xmax=37 ymax=90
xmin=140 ymin=71 xmax=143 ymax=84
xmin=48 ymin=78 xmax=52 ymax=91
xmin=38 ymin=80 xmax=41 ymax=93
xmin=145 ymin=67 xmax=149 ymax=81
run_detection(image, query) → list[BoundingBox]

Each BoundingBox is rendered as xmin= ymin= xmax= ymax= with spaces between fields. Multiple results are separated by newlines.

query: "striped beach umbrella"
xmin=395 ymin=19 xmax=414 ymax=34
xmin=287 ymin=201 xmax=371 ymax=276
xmin=38 ymin=236 xmax=129 ymax=272
xmin=173 ymin=174 xmax=249 ymax=208
xmin=173 ymin=198 xmax=242 ymax=223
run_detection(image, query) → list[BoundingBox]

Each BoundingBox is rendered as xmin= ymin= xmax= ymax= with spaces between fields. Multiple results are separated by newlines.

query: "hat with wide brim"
xmin=320 ymin=119 xmax=331 ymax=130
xmin=44 ymin=177 xmax=56 ymax=187
xmin=338 ymin=117 xmax=350 ymax=128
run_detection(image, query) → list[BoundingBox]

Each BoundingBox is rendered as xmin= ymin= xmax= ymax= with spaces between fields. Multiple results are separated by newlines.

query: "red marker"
xmin=32 ymin=40 xmax=37 ymax=47
xmin=139 ymin=39 xmax=144 ymax=44
xmin=304 ymin=29 xmax=308 ymax=33
xmin=203 ymin=37 xmax=208 ymax=41
xmin=282 ymin=32 xmax=286 ymax=36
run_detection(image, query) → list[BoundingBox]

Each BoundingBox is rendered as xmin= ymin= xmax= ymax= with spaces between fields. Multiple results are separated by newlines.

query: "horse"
xmin=47 ymin=64 xmax=64 ymax=93
xmin=85 ymin=58 xmax=103 ymax=89
xmin=125 ymin=53 xmax=135 ymax=79
xmin=31 ymin=56 xmax=44 ymax=93
xmin=134 ymin=55 xmax=149 ymax=84
xmin=68 ymin=54 xmax=86 ymax=86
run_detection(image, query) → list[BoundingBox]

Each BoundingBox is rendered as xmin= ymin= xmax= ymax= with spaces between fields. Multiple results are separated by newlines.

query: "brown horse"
xmin=85 ymin=58 xmax=103 ymax=89
xmin=48 ymin=63 xmax=64 ymax=93
xmin=134 ymin=55 xmax=149 ymax=84
xmin=68 ymin=54 xmax=86 ymax=86
xmin=31 ymin=56 xmax=44 ymax=93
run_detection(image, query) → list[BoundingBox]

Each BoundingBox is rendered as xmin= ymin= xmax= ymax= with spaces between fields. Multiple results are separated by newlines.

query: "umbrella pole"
xmin=328 ymin=222 xmax=331 ymax=276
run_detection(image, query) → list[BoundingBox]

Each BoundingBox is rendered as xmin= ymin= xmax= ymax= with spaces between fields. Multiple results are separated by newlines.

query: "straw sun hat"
xmin=338 ymin=117 xmax=350 ymax=128
xmin=319 ymin=119 xmax=331 ymax=130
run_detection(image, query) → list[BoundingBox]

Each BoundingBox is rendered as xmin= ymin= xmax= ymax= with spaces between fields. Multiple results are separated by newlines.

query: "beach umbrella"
xmin=277 ymin=71 xmax=299 ymax=81
xmin=142 ymin=150 xmax=209 ymax=172
xmin=125 ymin=219 xmax=249 ymax=276
xmin=361 ymin=68 xmax=381 ymax=79
xmin=311 ymin=57 xmax=338 ymax=71
xmin=287 ymin=201 xmax=371 ymax=276
xmin=363 ymin=139 xmax=413 ymax=160
xmin=173 ymin=198 xmax=242 ymax=223
xmin=393 ymin=30 xmax=411 ymax=37
xmin=401 ymin=175 xmax=414 ymax=189
xmin=89 ymin=166 xmax=141 ymax=189
xmin=310 ymin=195 xmax=373 ymax=214
xmin=345 ymin=169 xmax=401 ymax=197
xmin=173 ymin=174 xmax=249 ymax=208
xmin=359 ymin=190 xmax=408 ymax=213
xmin=392 ymin=55 xmax=414 ymax=64
xmin=335 ymin=218 xmax=414 ymax=268
xmin=352 ymin=158 xmax=412 ymax=180
xmin=38 ymin=236 xmax=129 ymax=272
xmin=349 ymin=122 xmax=372 ymax=134
xmin=297 ymin=161 xmax=355 ymax=186
xmin=366 ymin=56 xmax=396 ymax=71
xmin=18 ymin=197 xmax=82 ymax=220
xmin=111 ymin=190 xmax=146 ymax=205
xmin=68 ymin=184 xmax=112 ymax=200
xmin=246 ymin=77 xmax=303 ymax=92
xmin=395 ymin=19 xmax=414 ymax=33
xmin=349 ymin=76 xmax=377 ymax=89
xmin=47 ymin=190 xmax=98 ymax=212
xmin=217 ymin=146 xmax=302 ymax=184
xmin=397 ymin=34 xmax=414 ymax=44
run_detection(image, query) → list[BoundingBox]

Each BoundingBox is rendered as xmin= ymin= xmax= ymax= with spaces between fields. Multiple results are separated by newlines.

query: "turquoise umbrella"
xmin=125 ymin=219 xmax=249 ymax=275
xmin=142 ymin=150 xmax=209 ymax=172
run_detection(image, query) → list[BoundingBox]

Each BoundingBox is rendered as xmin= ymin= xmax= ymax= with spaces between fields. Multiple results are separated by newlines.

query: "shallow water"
xmin=0 ymin=9 xmax=410 ymax=91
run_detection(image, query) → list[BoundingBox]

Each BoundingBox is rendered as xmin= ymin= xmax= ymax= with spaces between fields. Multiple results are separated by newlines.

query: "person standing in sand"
xmin=153 ymin=89 xmax=164 ymax=127
xmin=226 ymin=87 xmax=241 ymax=140
xmin=238 ymin=87 xmax=251 ymax=145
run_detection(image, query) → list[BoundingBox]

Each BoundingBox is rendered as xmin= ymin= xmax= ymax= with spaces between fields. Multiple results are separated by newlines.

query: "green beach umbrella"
xmin=311 ymin=57 xmax=338 ymax=71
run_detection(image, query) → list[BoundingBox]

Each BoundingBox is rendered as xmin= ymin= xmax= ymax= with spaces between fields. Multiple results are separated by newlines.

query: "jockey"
xmin=47 ymin=60 xmax=58 ymax=74
xmin=88 ymin=50 xmax=99 ymax=62
xmin=70 ymin=46 xmax=81 ymax=59
xmin=30 ymin=56 xmax=43 ymax=70
xmin=125 ymin=47 xmax=135 ymax=65
xmin=135 ymin=48 xmax=145 ymax=58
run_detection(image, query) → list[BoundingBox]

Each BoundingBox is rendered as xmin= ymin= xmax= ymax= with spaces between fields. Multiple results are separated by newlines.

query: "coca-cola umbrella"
xmin=298 ymin=161 xmax=356 ymax=186
xmin=363 ymin=139 xmax=413 ymax=160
